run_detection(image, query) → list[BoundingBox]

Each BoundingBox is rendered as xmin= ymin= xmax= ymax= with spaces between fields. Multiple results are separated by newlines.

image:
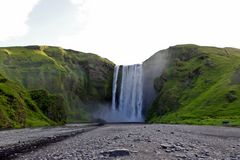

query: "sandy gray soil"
xmin=1 ymin=124 xmax=240 ymax=160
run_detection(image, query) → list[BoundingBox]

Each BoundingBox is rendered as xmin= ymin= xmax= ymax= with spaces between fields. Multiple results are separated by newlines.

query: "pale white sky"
xmin=0 ymin=0 xmax=240 ymax=65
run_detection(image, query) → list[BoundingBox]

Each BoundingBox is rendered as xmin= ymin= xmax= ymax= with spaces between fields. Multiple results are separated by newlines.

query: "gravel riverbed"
xmin=1 ymin=124 xmax=240 ymax=160
xmin=0 ymin=124 xmax=97 ymax=159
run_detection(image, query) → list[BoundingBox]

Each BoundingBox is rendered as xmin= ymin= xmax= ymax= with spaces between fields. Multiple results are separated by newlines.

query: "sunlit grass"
xmin=148 ymin=45 xmax=240 ymax=126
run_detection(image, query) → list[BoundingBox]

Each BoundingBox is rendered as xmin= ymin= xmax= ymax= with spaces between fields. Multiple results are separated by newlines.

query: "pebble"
xmin=113 ymin=136 xmax=120 ymax=140
xmin=133 ymin=138 xmax=141 ymax=142
xmin=176 ymin=153 xmax=187 ymax=159
xmin=160 ymin=143 xmax=172 ymax=149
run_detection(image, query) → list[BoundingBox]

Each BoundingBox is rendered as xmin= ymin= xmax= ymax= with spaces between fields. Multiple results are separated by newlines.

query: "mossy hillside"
xmin=147 ymin=45 xmax=240 ymax=126
xmin=0 ymin=46 xmax=114 ymax=121
xmin=0 ymin=74 xmax=52 ymax=128
xmin=30 ymin=90 xmax=67 ymax=124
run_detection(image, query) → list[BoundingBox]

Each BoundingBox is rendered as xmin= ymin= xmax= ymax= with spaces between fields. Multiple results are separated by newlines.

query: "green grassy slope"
xmin=147 ymin=44 xmax=240 ymax=126
xmin=0 ymin=74 xmax=53 ymax=128
xmin=30 ymin=90 xmax=67 ymax=124
xmin=0 ymin=46 xmax=114 ymax=122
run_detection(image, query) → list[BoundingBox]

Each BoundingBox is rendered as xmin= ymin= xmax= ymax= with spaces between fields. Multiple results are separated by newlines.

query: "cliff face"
xmin=0 ymin=73 xmax=53 ymax=128
xmin=146 ymin=44 xmax=240 ymax=126
xmin=2 ymin=44 xmax=240 ymax=127
xmin=142 ymin=49 xmax=169 ymax=114
xmin=0 ymin=46 xmax=114 ymax=122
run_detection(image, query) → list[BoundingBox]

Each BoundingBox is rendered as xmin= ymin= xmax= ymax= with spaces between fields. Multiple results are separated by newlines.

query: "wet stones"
xmin=133 ymin=138 xmax=141 ymax=142
xmin=160 ymin=142 xmax=186 ymax=153
xmin=199 ymin=149 xmax=210 ymax=157
xmin=100 ymin=149 xmax=130 ymax=157
xmin=112 ymin=136 xmax=120 ymax=140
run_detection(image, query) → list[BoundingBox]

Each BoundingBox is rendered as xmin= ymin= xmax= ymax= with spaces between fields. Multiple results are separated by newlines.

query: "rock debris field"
xmin=1 ymin=124 xmax=240 ymax=160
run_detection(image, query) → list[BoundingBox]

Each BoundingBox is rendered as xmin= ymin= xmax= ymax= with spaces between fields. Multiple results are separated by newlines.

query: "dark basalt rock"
xmin=169 ymin=45 xmax=199 ymax=61
xmin=0 ymin=78 xmax=7 ymax=83
xmin=198 ymin=54 xmax=209 ymax=60
xmin=222 ymin=120 xmax=230 ymax=126
xmin=188 ymin=67 xmax=202 ymax=80
xmin=204 ymin=59 xmax=215 ymax=67
xmin=154 ymin=73 xmax=167 ymax=92
xmin=100 ymin=149 xmax=130 ymax=157
xmin=225 ymin=90 xmax=237 ymax=103
xmin=92 ymin=118 xmax=106 ymax=126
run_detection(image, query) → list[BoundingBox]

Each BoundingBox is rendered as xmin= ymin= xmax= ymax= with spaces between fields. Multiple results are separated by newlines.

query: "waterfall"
xmin=111 ymin=65 xmax=119 ymax=111
xmin=111 ymin=64 xmax=143 ymax=122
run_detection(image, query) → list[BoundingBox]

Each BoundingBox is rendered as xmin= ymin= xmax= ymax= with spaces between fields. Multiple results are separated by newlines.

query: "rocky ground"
xmin=1 ymin=124 xmax=240 ymax=160
xmin=0 ymin=124 xmax=97 ymax=159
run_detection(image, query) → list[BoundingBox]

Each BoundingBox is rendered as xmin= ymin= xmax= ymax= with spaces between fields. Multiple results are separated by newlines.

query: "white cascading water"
xmin=112 ymin=65 xmax=119 ymax=111
xmin=111 ymin=64 xmax=143 ymax=122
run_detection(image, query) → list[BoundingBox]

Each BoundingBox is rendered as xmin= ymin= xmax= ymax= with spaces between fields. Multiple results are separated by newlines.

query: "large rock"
xmin=100 ymin=149 xmax=130 ymax=157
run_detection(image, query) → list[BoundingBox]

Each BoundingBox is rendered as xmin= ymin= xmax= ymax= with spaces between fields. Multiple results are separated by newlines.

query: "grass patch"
xmin=147 ymin=45 xmax=240 ymax=126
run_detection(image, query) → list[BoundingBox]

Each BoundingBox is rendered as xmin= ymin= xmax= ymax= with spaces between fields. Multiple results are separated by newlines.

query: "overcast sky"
xmin=0 ymin=0 xmax=240 ymax=65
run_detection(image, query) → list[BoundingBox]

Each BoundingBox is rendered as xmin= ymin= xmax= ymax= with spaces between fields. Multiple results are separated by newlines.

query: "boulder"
xmin=100 ymin=149 xmax=130 ymax=157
